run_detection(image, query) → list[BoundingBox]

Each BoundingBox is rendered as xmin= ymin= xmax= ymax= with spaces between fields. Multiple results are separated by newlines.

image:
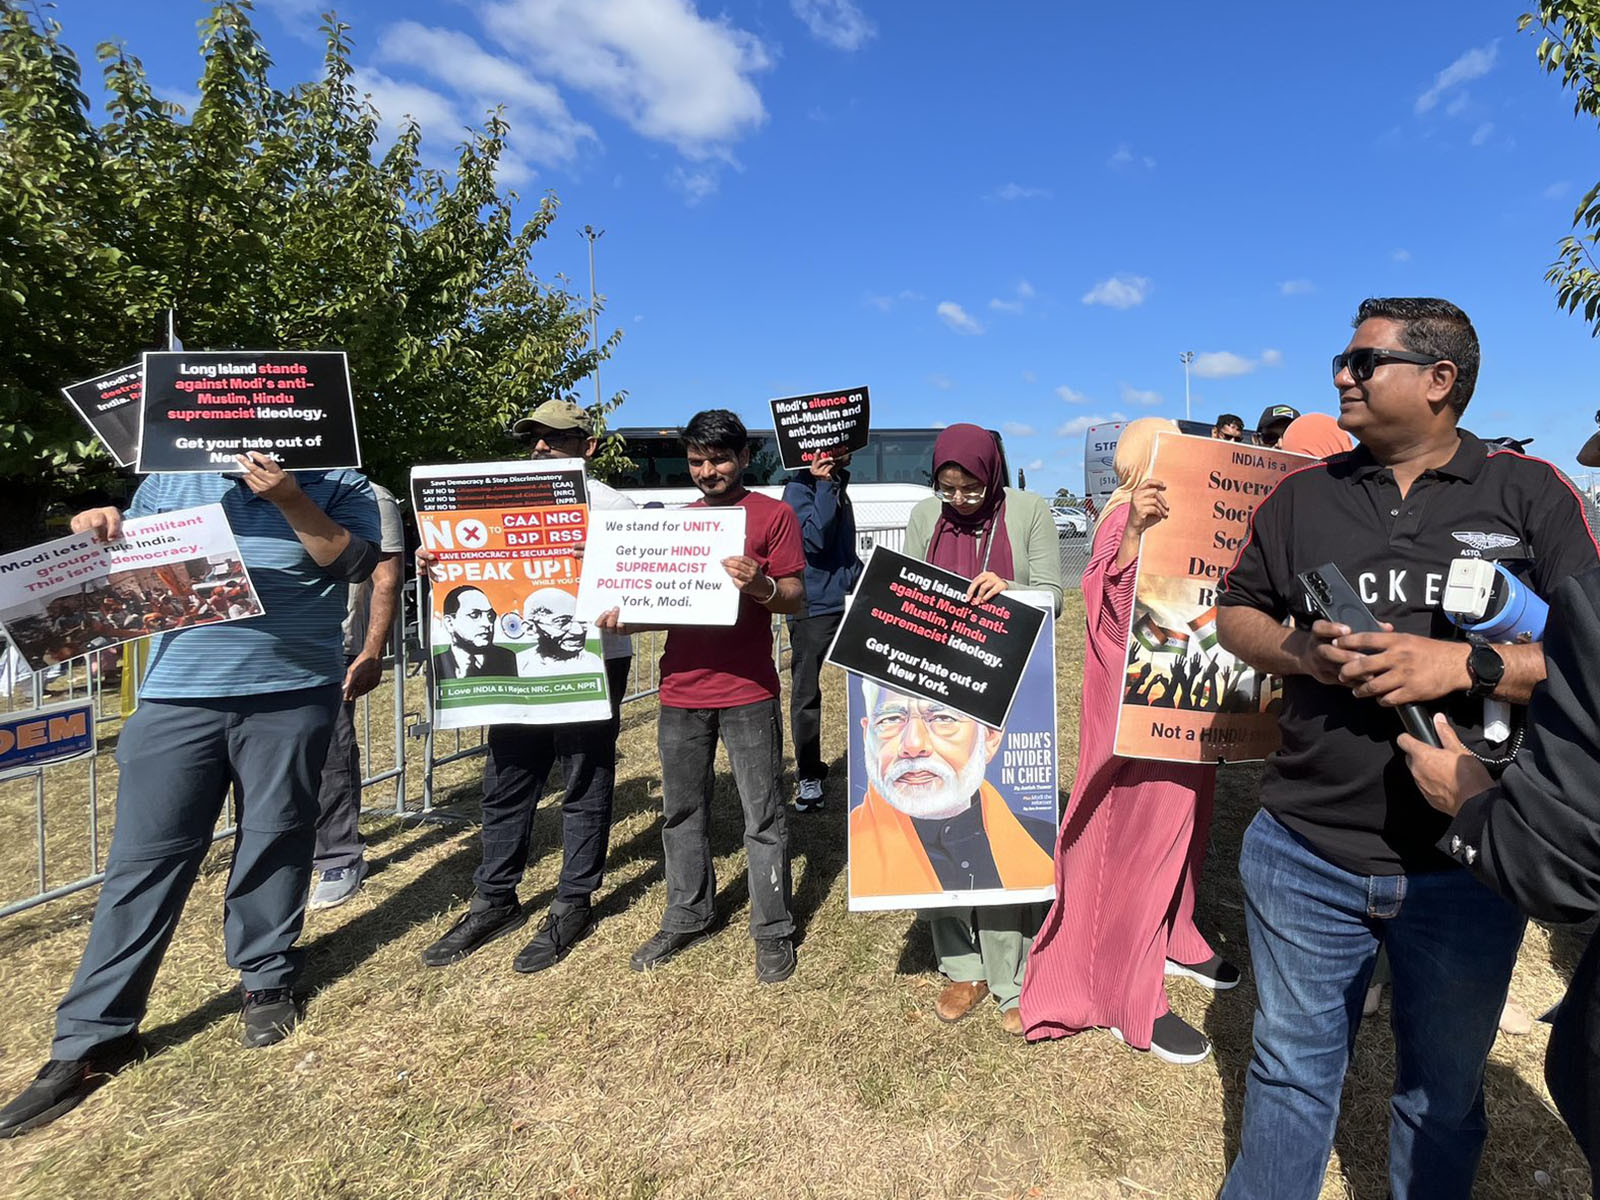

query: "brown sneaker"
xmin=934 ymin=980 xmax=990 ymax=1023
xmin=1000 ymin=1007 xmax=1025 ymax=1037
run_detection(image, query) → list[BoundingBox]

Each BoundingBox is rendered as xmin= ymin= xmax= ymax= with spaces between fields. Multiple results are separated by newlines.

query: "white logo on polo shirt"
xmin=1452 ymin=531 xmax=1520 ymax=552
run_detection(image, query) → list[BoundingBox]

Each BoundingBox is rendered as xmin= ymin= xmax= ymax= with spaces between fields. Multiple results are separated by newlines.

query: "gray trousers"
xmin=929 ymin=902 xmax=1049 ymax=1011
xmin=658 ymin=699 xmax=793 ymax=941
xmin=53 ymin=686 xmax=340 ymax=1059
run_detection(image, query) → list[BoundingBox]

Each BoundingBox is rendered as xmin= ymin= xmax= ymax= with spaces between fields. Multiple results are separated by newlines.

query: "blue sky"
xmin=58 ymin=0 xmax=1600 ymax=497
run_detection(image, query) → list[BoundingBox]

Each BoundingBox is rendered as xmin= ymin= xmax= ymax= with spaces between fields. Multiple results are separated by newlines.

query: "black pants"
xmin=312 ymin=684 xmax=363 ymax=873
xmin=786 ymin=611 xmax=841 ymax=783
xmin=474 ymin=656 xmax=630 ymax=909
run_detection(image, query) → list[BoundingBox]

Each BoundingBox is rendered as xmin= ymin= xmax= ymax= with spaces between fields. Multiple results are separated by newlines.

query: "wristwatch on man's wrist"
xmin=1466 ymin=638 xmax=1505 ymax=698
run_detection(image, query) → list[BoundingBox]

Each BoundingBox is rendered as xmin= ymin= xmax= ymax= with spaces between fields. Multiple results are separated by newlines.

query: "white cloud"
xmin=1392 ymin=248 xmax=1412 ymax=262
xmin=1056 ymin=411 xmax=1128 ymax=437
xmin=1470 ymin=121 xmax=1495 ymax=147
xmin=1279 ymin=279 xmax=1315 ymax=296
xmin=1546 ymin=181 xmax=1572 ymax=201
xmin=1260 ymin=348 xmax=1284 ymax=367
xmin=1055 ymin=385 xmax=1091 ymax=405
xmin=1021 ymin=370 xmax=1037 ymax=384
xmin=1108 ymin=143 xmax=1156 ymax=169
xmin=1082 ymin=274 xmax=1151 ymax=309
xmin=1192 ymin=351 xmax=1255 ymax=379
xmin=1024 ymin=459 xmax=1045 ymax=472
xmin=988 ymin=280 xmax=1034 ymax=315
xmin=936 ymin=301 xmax=984 ymax=335
xmin=373 ymin=23 xmax=598 ymax=167
xmin=668 ymin=164 xmax=720 ymax=204
xmin=864 ymin=288 xmax=924 ymax=312
xmin=481 ymin=0 xmax=771 ymax=161
xmin=1120 ymin=383 xmax=1163 ymax=407
xmin=1017 ymin=280 xmax=1036 ymax=300
xmin=790 ymin=0 xmax=875 ymax=51
xmin=987 ymin=182 xmax=1052 ymax=201
xmin=1415 ymin=41 xmax=1499 ymax=115
xmin=1003 ymin=421 xmax=1037 ymax=437
xmin=927 ymin=373 xmax=955 ymax=391
xmin=351 ymin=67 xmax=545 ymax=181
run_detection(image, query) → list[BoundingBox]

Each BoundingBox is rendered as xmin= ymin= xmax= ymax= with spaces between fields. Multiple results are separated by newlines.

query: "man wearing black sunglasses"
xmin=1216 ymin=297 xmax=1600 ymax=1199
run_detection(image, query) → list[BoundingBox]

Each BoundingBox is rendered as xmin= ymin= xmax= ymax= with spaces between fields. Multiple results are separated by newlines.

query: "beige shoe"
xmin=1499 ymin=1000 xmax=1533 ymax=1036
xmin=934 ymin=980 xmax=990 ymax=1023
xmin=1000 ymin=1007 xmax=1025 ymax=1037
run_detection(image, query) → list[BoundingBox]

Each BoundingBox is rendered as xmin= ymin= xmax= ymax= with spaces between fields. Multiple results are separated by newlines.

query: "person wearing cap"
xmin=1211 ymin=413 xmax=1245 ymax=442
xmin=1254 ymin=404 xmax=1301 ymax=448
xmin=418 ymin=398 xmax=637 ymax=974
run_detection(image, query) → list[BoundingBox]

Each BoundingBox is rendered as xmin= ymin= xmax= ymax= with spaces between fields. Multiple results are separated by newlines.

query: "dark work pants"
xmin=657 ymin=697 xmax=793 ymax=940
xmin=312 ymin=674 xmax=363 ymax=873
xmin=53 ymin=686 xmax=341 ymax=1059
xmin=473 ymin=656 xmax=630 ymax=911
xmin=786 ymin=611 xmax=842 ymax=783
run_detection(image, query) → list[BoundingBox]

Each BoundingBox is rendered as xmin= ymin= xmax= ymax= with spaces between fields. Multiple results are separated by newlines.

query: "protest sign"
xmin=847 ymin=590 xmax=1057 ymax=911
xmin=136 ymin=350 xmax=360 ymax=473
xmin=1082 ymin=420 xmax=1126 ymax=521
xmin=0 ymin=700 xmax=96 ymax=781
xmin=0 ymin=504 xmax=261 ymax=671
xmin=825 ymin=546 xmax=1047 ymax=730
xmin=1112 ymin=432 xmax=1305 ymax=763
xmin=412 ymin=459 xmax=610 ymax=731
xmin=60 ymin=362 xmax=142 ymax=467
xmin=769 ymin=385 xmax=871 ymax=470
xmin=573 ymin=508 xmax=746 ymax=626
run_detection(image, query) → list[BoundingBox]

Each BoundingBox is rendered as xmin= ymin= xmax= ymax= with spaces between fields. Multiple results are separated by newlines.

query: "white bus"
xmin=607 ymin=426 xmax=1007 ymax=557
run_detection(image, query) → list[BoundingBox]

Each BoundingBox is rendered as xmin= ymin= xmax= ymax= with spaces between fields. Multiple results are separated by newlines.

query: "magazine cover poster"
xmin=412 ymin=459 xmax=610 ymax=730
xmin=847 ymin=592 xmax=1057 ymax=912
xmin=1112 ymin=433 xmax=1306 ymax=763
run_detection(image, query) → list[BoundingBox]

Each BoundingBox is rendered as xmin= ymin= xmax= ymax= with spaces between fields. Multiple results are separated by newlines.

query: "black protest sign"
xmin=826 ymin=546 xmax=1046 ymax=729
xmin=769 ymin=385 xmax=870 ymax=470
xmin=136 ymin=351 xmax=361 ymax=474
xmin=60 ymin=362 xmax=143 ymax=467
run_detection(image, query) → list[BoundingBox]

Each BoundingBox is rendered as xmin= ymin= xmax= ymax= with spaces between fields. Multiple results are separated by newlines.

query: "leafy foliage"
xmin=0 ymin=1 xmax=622 ymax=542
xmin=1522 ymin=2 xmax=1600 ymax=330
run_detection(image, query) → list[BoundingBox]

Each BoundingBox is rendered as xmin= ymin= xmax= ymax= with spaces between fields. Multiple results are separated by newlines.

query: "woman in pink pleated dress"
xmin=1019 ymin=417 xmax=1240 ymax=1064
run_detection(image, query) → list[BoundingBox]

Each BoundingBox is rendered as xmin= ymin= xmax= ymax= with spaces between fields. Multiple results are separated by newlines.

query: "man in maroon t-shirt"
xmin=597 ymin=410 xmax=807 ymax=983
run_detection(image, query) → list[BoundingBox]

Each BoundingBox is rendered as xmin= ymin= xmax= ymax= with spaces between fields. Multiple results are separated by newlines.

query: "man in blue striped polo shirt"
xmin=0 ymin=451 xmax=380 ymax=1138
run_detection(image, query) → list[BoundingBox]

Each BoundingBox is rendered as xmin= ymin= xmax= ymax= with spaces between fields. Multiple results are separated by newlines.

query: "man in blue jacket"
xmin=781 ymin=451 xmax=863 ymax=811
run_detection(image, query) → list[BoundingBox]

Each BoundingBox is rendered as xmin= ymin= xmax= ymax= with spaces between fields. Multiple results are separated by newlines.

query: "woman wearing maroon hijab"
xmin=900 ymin=424 xmax=1063 ymax=1034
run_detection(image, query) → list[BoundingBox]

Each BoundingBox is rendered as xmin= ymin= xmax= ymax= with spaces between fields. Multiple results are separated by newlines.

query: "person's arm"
xmin=721 ymin=556 xmax=806 ymax=615
xmin=1331 ymin=629 xmax=1544 ymax=706
xmin=1019 ymin=493 xmax=1064 ymax=615
xmin=235 ymin=454 xmax=379 ymax=581
xmin=787 ymin=473 xmax=843 ymax=556
xmin=1401 ymin=572 xmax=1600 ymax=923
xmin=344 ymin=552 xmax=402 ymax=700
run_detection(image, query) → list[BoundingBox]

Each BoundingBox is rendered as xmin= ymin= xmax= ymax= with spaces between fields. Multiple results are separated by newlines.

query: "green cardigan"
xmin=902 ymin=489 xmax=1064 ymax=616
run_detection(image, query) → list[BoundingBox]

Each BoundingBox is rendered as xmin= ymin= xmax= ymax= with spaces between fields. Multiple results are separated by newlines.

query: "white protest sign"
xmin=575 ymin=508 xmax=746 ymax=626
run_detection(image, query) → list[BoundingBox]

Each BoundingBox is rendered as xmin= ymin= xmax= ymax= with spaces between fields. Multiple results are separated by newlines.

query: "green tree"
xmin=0 ymin=1 xmax=622 ymax=547
xmin=1521 ymin=2 xmax=1600 ymax=330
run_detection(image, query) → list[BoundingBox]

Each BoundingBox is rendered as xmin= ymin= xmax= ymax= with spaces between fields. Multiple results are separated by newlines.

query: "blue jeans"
xmin=1221 ymin=810 xmax=1525 ymax=1200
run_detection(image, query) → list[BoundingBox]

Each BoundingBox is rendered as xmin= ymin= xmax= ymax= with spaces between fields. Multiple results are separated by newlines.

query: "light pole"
xmin=1179 ymin=350 xmax=1195 ymax=421
xmin=580 ymin=225 xmax=605 ymax=410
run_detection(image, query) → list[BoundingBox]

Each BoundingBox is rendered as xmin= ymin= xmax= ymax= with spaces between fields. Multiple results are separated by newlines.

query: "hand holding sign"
xmin=69 ymin=507 xmax=124 ymax=543
xmin=234 ymin=451 xmax=304 ymax=503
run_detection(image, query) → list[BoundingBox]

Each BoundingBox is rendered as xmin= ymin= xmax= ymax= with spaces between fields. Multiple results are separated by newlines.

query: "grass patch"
xmin=0 ymin=598 xmax=1590 ymax=1198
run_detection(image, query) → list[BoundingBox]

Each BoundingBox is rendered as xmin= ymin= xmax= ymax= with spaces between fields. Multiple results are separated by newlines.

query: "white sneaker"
xmin=309 ymin=859 xmax=367 ymax=910
xmin=795 ymin=779 xmax=824 ymax=812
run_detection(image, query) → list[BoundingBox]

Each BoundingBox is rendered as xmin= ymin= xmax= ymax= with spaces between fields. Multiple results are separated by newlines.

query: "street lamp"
xmin=579 ymin=225 xmax=605 ymax=411
xmin=1179 ymin=350 xmax=1195 ymax=421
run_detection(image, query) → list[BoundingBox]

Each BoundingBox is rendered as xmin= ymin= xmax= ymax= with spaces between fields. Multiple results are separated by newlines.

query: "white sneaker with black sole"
xmin=794 ymin=779 xmax=824 ymax=812
xmin=1164 ymin=954 xmax=1241 ymax=991
xmin=1110 ymin=1011 xmax=1213 ymax=1065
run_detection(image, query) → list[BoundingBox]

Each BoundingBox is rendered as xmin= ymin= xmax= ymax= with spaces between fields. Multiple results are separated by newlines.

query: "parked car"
xmin=1051 ymin=505 xmax=1088 ymax=538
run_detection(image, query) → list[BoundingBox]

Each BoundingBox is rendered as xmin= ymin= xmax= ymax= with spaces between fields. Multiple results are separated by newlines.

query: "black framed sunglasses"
xmin=1331 ymin=347 xmax=1443 ymax=383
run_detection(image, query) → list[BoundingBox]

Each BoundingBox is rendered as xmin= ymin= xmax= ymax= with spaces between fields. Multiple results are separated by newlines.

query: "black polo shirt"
xmin=1220 ymin=429 xmax=1599 ymax=875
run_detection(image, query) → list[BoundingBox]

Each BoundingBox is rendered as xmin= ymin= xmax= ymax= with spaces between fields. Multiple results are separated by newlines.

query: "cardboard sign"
xmin=1112 ymin=433 xmax=1306 ymax=763
xmin=847 ymin=591 xmax=1057 ymax=912
xmin=0 ymin=504 xmax=262 ymax=671
xmin=1082 ymin=420 xmax=1126 ymax=522
xmin=60 ymin=362 xmax=143 ymax=467
xmin=769 ymin=385 xmax=871 ymax=470
xmin=412 ymin=459 xmax=610 ymax=731
xmin=136 ymin=350 xmax=360 ymax=473
xmin=0 ymin=699 xmax=96 ymax=781
xmin=573 ymin=509 xmax=746 ymax=626
xmin=825 ymin=545 xmax=1047 ymax=730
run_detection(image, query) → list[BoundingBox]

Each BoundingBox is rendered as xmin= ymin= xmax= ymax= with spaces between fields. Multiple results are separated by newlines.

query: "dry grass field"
xmin=0 ymin=597 xmax=1591 ymax=1199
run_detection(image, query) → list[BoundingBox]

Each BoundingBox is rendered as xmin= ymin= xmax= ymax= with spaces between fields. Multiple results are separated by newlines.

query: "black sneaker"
xmin=420 ymin=900 xmax=527 ymax=968
xmin=0 ymin=1034 xmax=144 ymax=1138
xmin=794 ymin=779 xmax=825 ymax=813
xmin=629 ymin=926 xmax=717 ymax=972
xmin=241 ymin=987 xmax=299 ymax=1048
xmin=754 ymin=937 xmax=796 ymax=984
xmin=1145 ymin=1012 xmax=1212 ymax=1065
xmin=513 ymin=903 xmax=597 ymax=974
xmin=1164 ymin=954 xmax=1242 ymax=991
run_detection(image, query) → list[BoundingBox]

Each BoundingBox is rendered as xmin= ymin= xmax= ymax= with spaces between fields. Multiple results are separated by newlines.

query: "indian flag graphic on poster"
xmin=1113 ymin=433 xmax=1305 ymax=763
